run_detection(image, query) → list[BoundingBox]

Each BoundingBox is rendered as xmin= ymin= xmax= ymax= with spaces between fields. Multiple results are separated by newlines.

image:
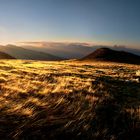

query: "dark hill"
xmin=81 ymin=48 xmax=140 ymax=64
xmin=0 ymin=51 xmax=15 ymax=59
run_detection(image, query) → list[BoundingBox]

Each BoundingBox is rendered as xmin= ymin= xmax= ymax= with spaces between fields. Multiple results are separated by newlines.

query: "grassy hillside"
xmin=0 ymin=60 xmax=139 ymax=139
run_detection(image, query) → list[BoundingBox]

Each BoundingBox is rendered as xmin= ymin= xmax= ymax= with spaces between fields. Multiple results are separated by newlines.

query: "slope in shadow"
xmin=81 ymin=48 xmax=140 ymax=65
xmin=0 ymin=51 xmax=15 ymax=59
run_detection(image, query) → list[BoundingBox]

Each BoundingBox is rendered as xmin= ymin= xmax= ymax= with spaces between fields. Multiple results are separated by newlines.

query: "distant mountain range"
xmin=0 ymin=45 xmax=62 ymax=61
xmin=111 ymin=46 xmax=140 ymax=57
xmin=0 ymin=42 xmax=139 ymax=62
xmin=19 ymin=42 xmax=140 ymax=59
xmin=81 ymin=48 xmax=140 ymax=64
xmin=20 ymin=42 xmax=95 ymax=59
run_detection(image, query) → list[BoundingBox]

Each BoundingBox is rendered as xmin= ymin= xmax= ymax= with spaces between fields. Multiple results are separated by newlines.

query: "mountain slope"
xmin=0 ymin=51 xmax=15 ymax=59
xmin=81 ymin=48 xmax=140 ymax=64
xmin=0 ymin=45 xmax=62 ymax=61
xmin=112 ymin=46 xmax=140 ymax=56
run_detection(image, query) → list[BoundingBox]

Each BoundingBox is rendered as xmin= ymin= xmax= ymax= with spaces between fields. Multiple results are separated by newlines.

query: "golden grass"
xmin=0 ymin=60 xmax=139 ymax=139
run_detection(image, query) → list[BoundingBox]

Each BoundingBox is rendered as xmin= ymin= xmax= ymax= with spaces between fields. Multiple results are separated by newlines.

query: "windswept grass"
xmin=0 ymin=60 xmax=139 ymax=140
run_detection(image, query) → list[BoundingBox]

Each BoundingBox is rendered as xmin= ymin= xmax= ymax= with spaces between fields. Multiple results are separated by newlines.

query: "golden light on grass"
xmin=136 ymin=70 xmax=140 ymax=76
xmin=0 ymin=60 xmax=139 ymax=139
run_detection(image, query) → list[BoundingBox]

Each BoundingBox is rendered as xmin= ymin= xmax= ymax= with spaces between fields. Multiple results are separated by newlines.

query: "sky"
xmin=0 ymin=0 xmax=140 ymax=48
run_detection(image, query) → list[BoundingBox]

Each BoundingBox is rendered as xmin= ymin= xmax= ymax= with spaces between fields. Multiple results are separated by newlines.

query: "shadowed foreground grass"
xmin=0 ymin=60 xmax=139 ymax=140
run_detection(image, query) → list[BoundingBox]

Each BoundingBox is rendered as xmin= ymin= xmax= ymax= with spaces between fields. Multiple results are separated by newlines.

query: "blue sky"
xmin=0 ymin=0 xmax=140 ymax=48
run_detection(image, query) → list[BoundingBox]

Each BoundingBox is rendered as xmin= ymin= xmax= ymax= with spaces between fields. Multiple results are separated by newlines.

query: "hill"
xmin=0 ymin=45 xmax=62 ymax=61
xmin=82 ymin=48 xmax=140 ymax=64
xmin=0 ymin=51 xmax=15 ymax=59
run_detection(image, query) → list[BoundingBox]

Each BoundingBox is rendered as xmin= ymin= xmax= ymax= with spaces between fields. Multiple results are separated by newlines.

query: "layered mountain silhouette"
xmin=0 ymin=43 xmax=140 ymax=63
xmin=0 ymin=45 xmax=62 ymax=61
xmin=0 ymin=51 xmax=15 ymax=59
xmin=19 ymin=42 xmax=140 ymax=59
xmin=20 ymin=42 xmax=95 ymax=59
xmin=81 ymin=48 xmax=140 ymax=64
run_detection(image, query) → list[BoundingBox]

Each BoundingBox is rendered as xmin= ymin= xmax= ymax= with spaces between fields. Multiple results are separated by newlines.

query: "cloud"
xmin=18 ymin=41 xmax=94 ymax=47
